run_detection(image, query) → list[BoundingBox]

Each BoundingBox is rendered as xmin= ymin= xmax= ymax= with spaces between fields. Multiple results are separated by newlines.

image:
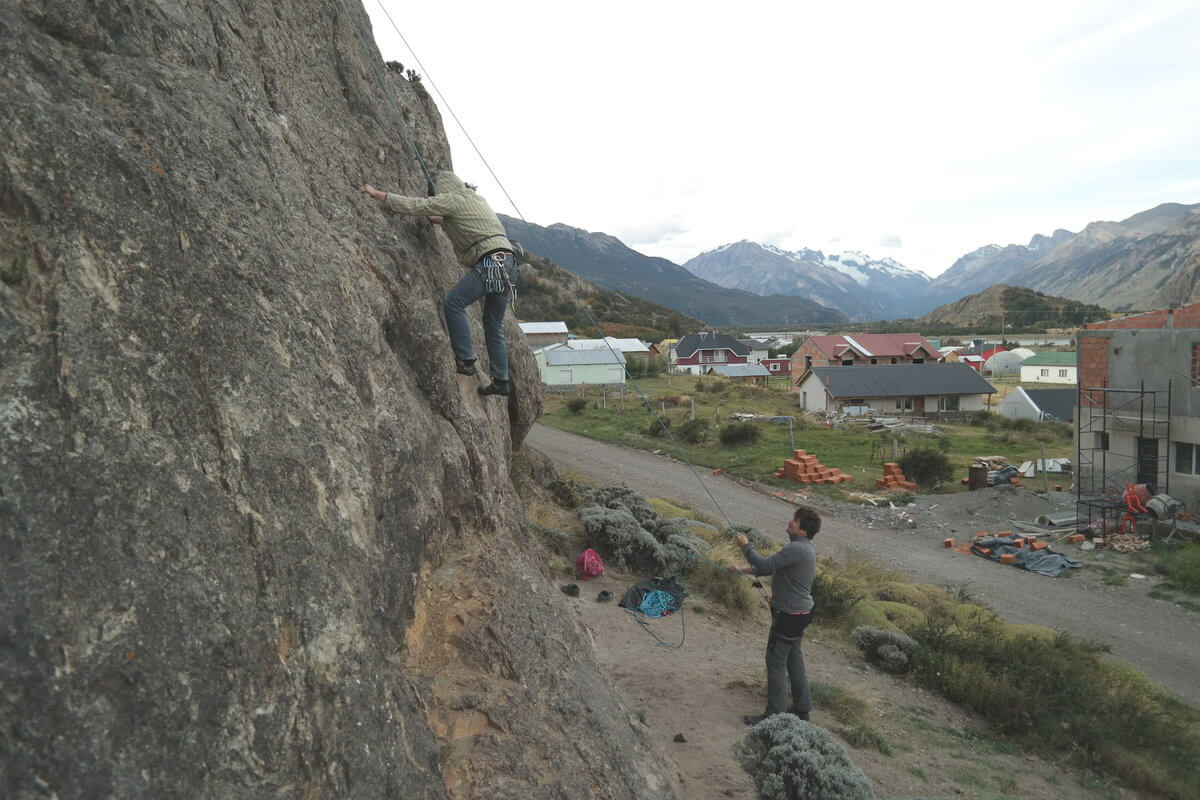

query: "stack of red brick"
xmin=875 ymin=462 xmax=917 ymax=491
xmin=774 ymin=449 xmax=853 ymax=484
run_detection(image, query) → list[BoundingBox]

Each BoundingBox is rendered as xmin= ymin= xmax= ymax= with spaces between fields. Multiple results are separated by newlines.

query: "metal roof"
xmin=807 ymin=364 xmax=996 ymax=398
xmin=675 ymin=332 xmax=749 ymax=358
xmin=543 ymin=349 xmax=625 ymax=366
xmin=706 ymin=363 xmax=771 ymax=378
xmin=1023 ymin=388 xmax=1077 ymax=422
xmin=519 ymin=321 xmax=569 ymax=334
xmin=1021 ymin=351 xmax=1077 ymax=366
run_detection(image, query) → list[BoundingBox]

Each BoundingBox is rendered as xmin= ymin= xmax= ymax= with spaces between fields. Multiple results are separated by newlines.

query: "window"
xmin=769 ymin=362 xmax=779 ymax=371
xmin=699 ymin=350 xmax=726 ymax=364
xmin=841 ymin=359 xmax=853 ymax=366
xmin=1095 ymin=432 xmax=1109 ymax=451
xmin=938 ymin=396 xmax=960 ymax=411
xmin=847 ymin=398 xmax=866 ymax=406
xmin=870 ymin=358 xmax=878 ymax=364
xmin=1058 ymin=369 xmax=1068 ymax=378
xmin=1040 ymin=368 xmax=1050 ymax=377
xmin=891 ymin=358 xmax=898 ymax=364
xmin=913 ymin=358 xmax=924 ymax=364
xmin=1175 ymin=442 xmax=1200 ymax=474
xmin=895 ymin=397 xmax=913 ymax=411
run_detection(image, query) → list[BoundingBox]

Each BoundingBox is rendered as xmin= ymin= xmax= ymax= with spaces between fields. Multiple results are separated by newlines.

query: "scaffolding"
xmin=1075 ymin=380 xmax=1172 ymax=534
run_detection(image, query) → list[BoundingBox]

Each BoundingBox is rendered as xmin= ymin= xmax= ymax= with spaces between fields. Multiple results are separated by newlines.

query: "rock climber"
xmin=360 ymin=170 xmax=516 ymax=396
xmin=727 ymin=506 xmax=819 ymax=725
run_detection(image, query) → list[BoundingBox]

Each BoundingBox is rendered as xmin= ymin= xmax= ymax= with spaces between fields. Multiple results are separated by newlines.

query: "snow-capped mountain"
xmin=682 ymin=241 xmax=932 ymax=321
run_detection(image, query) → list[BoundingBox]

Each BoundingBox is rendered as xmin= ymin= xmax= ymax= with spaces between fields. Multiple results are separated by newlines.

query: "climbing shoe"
xmin=560 ymin=583 xmax=580 ymax=597
xmin=477 ymin=379 xmax=510 ymax=396
xmin=455 ymin=358 xmax=476 ymax=376
xmin=789 ymin=709 xmax=811 ymax=721
xmin=597 ymin=590 xmax=612 ymax=603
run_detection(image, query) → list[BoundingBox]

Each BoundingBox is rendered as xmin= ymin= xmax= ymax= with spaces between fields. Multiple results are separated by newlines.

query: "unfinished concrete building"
xmin=1075 ymin=302 xmax=1200 ymax=516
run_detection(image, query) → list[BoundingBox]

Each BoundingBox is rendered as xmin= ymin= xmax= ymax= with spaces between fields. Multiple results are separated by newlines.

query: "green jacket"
xmin=384 ymin=170 xmax=513 ymax=268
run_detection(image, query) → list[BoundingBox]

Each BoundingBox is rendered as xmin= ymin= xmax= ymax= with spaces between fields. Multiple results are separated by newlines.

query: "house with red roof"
xmin=789 ymin=333 xmax=942 ymax=379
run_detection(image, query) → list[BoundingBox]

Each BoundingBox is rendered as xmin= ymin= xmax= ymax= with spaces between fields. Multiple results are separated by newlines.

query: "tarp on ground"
xmin=972 ymin=534 xmax=1084 ymax=577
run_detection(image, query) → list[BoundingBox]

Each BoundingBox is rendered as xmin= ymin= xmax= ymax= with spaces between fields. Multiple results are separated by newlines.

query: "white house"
xmin=534 ymin=348 xmax=626 ymax=385
xmin=518 ymin=321 xmax=569 ymax=349
xmin=1019 ymin=352 xmax=1077 ymax=384
xmin=738 ymin=338 xmax=770 ymax=364
xmin=566 ymin=337 xmax=651 ymax=363
xmin=794 ymin=364 xmax=996 ymax=416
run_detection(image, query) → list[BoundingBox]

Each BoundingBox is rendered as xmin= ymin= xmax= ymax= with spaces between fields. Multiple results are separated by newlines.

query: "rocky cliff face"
xmin=0 ymin=3 xmax=672 ymax=798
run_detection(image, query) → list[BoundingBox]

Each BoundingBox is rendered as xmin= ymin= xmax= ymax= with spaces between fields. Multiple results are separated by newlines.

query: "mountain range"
xmin=932 ymin=202 xmax=1200 ymax=311
xmin=502 ymin=202 xmax=1200 ymax=326
xmin=499 ymin=216 xmax=846 ymax=327
xmin=682 ymin=242 xmax=932 ymax=321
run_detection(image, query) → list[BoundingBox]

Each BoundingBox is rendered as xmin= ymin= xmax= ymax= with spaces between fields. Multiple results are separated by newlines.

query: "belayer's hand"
xmin=725 ymin=564 xmax=742 ymax=575
xmin=734 ymin=533 xmax=749 ymax=548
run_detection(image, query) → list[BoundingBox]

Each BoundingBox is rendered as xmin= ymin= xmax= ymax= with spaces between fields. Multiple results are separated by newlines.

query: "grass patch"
xmin=816 ymin=556 xmax=1200 ymax=798
xmin=810 ymin=681 xmax=869 ymax=725
xmin=539 ymin=377 xmax=1068 ymax=496
xmin=905 ymin=765 xmax=928 ymax=781
xmin=841 ymin=721 xmax=893 ymax=756
xmin=1159 ymin=541 xmax=1200 ymax=594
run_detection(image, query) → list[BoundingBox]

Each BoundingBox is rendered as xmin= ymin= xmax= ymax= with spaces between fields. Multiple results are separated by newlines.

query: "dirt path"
xmin=528 ymin=423 xmax=1200 ymax=708
xmin=570 ymin=572 xmax=1114 ymax=800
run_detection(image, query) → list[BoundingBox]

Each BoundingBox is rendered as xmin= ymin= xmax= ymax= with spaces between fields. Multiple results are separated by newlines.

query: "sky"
xmin=365 ymin=0 xmax=1200 ymax=277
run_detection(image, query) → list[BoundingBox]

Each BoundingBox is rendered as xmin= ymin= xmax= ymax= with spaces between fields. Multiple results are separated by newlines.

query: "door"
xmin=1137 ymin=437 xmax=1159 ymax=489
xmin=913 ymin=396 xmax=925 ymax=416
xmin=559 ymin=369 xmax=573 ymax=384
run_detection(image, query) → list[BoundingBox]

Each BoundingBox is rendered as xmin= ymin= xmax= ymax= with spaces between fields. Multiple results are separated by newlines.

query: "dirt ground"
xmin=566 ymin=571 xmax=1121 ymax=800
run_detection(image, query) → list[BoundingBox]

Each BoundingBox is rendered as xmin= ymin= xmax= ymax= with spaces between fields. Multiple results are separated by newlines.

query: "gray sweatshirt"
xmin=742 ymin=536 xmax=815 ymax=614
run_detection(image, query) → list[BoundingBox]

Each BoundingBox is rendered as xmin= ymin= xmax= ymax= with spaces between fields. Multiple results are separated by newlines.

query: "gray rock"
xmin=0 ymin=2 xmax=671 ymax=798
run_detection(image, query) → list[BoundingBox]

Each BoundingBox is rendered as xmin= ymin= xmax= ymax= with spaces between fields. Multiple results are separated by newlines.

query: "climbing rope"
xmin=625 ymin=590 xmax=686 ymax=648
xmin=335 ymin=0 xmax=436 ymax=194
xmin=353 ymin=3 xmax=768 ymax=595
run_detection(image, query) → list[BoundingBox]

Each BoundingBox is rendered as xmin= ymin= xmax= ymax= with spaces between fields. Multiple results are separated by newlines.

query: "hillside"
xmin=516 ymin=252 xmax=703 ymax=340
xmin=500 ymin=216 xmax=846 ymax=327
xmin=919 ymin=285 xmax=1111 ymax=328
xmin=683 ymin=240 xmax=932 ymax=320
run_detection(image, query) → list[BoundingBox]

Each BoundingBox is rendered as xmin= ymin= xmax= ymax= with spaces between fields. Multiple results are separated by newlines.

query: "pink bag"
xmin=575 ymin=548 xmax=604 ymax=579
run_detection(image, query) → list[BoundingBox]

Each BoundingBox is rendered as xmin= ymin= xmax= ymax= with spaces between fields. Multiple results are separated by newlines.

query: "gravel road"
xmin=528 ymin=423 xmax=1200 ymax=707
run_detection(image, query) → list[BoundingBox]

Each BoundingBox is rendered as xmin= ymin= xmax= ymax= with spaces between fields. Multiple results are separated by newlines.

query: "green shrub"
xmin=812 ymin=564 xmax=866 ymax=623
xmin=642 ymin=417 xmax=671 ymax=437
xmin=566 ymin=397 xmax=588 ymax=414
xmin=852 ymin=626 xmax=919 ymax=673
xmin=810 ymin=682 xmax=869 ymax=725
xmin=719 ymin=421 xmax=762 ymax=446
xmin=1160 ymin=541 xmax=1200 ymax=593
xmin=897 ymin=448 xmax=953 ymax=489
xmin=676 ymin=417 xmax=711 ymax=444
xmin=736 ymin=714 xmax=875 ymax=800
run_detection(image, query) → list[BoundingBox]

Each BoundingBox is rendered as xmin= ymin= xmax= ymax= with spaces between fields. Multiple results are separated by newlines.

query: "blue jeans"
xmin=443 ymin=254 xmax=516 ymax=381
xmin=764 ymin=608 xmax=813 ymax=715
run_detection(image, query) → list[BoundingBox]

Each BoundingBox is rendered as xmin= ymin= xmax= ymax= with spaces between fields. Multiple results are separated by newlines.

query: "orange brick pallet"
xmin=875 ymin=462 xmax=918 ymax=492
xmin=773 ymin=449 xmax=854 ymax=485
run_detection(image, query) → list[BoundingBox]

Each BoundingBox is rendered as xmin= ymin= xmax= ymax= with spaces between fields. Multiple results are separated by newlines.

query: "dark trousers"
xmin=764 ymin=608 xmax=813 ymax=715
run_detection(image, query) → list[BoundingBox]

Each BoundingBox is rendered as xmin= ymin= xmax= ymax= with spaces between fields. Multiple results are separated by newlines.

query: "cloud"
xmin=877 ymin=234 xmax=903 ymax=248
xmin=615 ymin=219 xmax=688 ymax=245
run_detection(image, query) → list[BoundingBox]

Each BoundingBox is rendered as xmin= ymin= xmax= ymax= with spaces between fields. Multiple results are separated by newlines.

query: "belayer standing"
xmin=360 ymin=171 xmax=516 ymax=396
xmin=727 ymin=506 xmax=820 ymax=725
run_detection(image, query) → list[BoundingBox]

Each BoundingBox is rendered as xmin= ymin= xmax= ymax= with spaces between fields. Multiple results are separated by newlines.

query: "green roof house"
xmin=1020 ymin=351 xmax=1077 ymax=385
